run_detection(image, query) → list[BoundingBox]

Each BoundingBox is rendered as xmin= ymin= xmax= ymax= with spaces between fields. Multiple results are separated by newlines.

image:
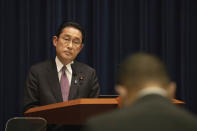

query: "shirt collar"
xmin=55 ymin=56 xmax=73 ymax=74
xmin=137 ymin=86 xmax=168 ymax=98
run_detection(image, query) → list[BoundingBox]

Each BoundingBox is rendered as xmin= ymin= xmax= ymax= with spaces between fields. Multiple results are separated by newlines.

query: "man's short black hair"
xmin=55 ymin=21 xmax=85 ymax=43
xmin=118 ymin=52 xmax=170 ymax=89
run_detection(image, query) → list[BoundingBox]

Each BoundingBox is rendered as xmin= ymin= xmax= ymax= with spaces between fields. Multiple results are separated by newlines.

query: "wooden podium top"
xmin=24 ymin=98 xmax=184 ymax=125
xmin=25 ymin=98 xmax=118 ymax=114
xmin=172 ymin=99 xmax=185 ymax=105
xmin=25 ymin=98 xmax=119 ymax=125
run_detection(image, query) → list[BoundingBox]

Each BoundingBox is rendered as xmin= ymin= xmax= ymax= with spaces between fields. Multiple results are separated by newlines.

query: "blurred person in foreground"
xmin=84 ymin=52 xmax=197 ymax=131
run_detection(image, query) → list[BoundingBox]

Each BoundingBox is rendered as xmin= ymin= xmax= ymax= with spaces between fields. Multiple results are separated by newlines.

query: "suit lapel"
xmin=68 ymin=61 xmax=80 ymax=100
xmin=46 ymin=59 xmax=63 ymax=102
xmin=46 ymin=60 xmax=82 ymax=101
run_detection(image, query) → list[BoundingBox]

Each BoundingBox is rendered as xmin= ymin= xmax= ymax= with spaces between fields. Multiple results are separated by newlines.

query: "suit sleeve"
xmin=88 ymin=69 xmax=100 ymax=98
xmin=23 ymin=66 xmax=40 ymax=112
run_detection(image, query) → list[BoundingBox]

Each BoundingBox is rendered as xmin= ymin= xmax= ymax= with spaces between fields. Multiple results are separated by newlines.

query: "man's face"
xmin=53 ymin=26 xmax=84 ymax=64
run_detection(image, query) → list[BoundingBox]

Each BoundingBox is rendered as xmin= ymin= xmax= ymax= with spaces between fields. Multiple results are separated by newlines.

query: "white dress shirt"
xmin=137 ymin=86 xmax=168 ymax=98
xmin=55 ymin=56 xmax=73 ymax=86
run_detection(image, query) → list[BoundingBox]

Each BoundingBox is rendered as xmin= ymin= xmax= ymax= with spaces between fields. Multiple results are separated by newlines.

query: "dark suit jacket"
xmin=24 ymin=59 xmax=100 ymax=111
xmin=84 ymin=94 xmax=197 ymax=131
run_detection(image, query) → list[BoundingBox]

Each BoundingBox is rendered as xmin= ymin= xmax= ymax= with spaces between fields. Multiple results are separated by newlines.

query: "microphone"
xmin=72 ymin=68 xmax=77 ymax=77
xmin=72 ymin=66 xmax=84 ymax=85
xmin=72 ymin=67 xmax=78 ymax=85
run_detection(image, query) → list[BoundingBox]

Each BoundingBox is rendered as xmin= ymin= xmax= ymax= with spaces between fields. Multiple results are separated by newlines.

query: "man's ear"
xmin=79 ymin=43 xmax=84 ymax=51
xmin=167 ymin=82 xmax=176 ymax=99
xmin=115 ymin=85 xmax=128 ymax=98
xmin=53 ymin=36 xmax=58 ymax=47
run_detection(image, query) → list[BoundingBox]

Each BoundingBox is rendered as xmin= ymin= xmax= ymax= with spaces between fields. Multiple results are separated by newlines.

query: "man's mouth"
xmin=64 ymin=51 xmax=72 ymax=55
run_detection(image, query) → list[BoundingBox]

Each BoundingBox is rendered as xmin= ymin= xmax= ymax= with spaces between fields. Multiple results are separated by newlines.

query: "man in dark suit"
xmin=24 ymin=21 xmax=100 ymax=112
xmin=84 ymin=53 xmax=197 ymax=131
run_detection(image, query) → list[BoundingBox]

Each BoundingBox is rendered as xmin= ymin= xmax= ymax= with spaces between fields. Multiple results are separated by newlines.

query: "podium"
xmin=24 ymin=98 xmax=119 ymax=125
xmin=24 ymin=98 xmax=184 ymax=125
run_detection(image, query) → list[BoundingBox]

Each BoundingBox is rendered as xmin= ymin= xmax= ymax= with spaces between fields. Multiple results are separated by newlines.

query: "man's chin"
xmin=63 ymin=56 xmax=74 ymax=62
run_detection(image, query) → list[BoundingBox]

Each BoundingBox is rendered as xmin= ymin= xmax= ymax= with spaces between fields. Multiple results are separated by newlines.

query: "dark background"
xmin=1 ymin=0 xmax=197 ymax=130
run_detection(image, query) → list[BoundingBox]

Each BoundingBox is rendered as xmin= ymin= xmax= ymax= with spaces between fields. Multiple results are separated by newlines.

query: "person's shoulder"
xmin=73 ymin=61 xmax=96 ymax=72
xmin=29 ymin=59 xmax=54 ymax=71
xmin=173 ymin=105 xmax=197 ymax=122
xmin=87 ymin=107 xmax=123 ymax=123
xmin=85 ymin=108 xmax=124 ymax=130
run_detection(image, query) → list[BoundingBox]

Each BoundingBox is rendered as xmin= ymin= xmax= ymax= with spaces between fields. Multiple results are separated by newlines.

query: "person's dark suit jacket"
xmin=24 ymin=59 xmax=100 ymax=111
xmin=84 ymin=94 xmax=197 ymax=131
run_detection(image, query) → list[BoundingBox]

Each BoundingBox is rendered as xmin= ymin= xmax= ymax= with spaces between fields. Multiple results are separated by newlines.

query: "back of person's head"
xmin=118 ymin=52 xmax=171 ymax=92
xmin=116 ymin=52 xmax=176 ymax=105
xmin=55 ymin=21 xmax=85 ymax=43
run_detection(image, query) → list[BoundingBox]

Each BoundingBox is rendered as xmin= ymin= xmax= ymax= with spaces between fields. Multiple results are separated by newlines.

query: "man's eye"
xmin=73 ymin=41 xmax=79 ymax=44
xmin=73 ymin=39 xmax=80 ymax=44
xmin=64 ymin=38 xmax=70 ymax=41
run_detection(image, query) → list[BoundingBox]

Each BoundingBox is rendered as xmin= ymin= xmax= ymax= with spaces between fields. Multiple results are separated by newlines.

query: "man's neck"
xmin=57 ymin=56 xmax=72 ymax=66
xmin=123 ymin=86 xmax=168 ymax=107
xmin=137 ymin=86 xmax=168 ymax=98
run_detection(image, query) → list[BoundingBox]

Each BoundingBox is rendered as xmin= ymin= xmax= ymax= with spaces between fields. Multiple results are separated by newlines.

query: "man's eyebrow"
xmin=62 ymin=34 xmax=70 ymax=37
xmin=73 ymin=37 xmax=80 ymax=41
xmin=62 ymin=34 xmax=81 ymax=41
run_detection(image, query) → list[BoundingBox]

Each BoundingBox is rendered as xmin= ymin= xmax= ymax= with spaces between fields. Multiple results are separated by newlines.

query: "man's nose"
xmin=67 ymin=41 xmax=73 ymax=49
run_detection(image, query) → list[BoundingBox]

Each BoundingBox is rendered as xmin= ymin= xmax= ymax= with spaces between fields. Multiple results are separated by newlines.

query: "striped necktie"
xmin=60 ymin=66 xmax=70 ymax=101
